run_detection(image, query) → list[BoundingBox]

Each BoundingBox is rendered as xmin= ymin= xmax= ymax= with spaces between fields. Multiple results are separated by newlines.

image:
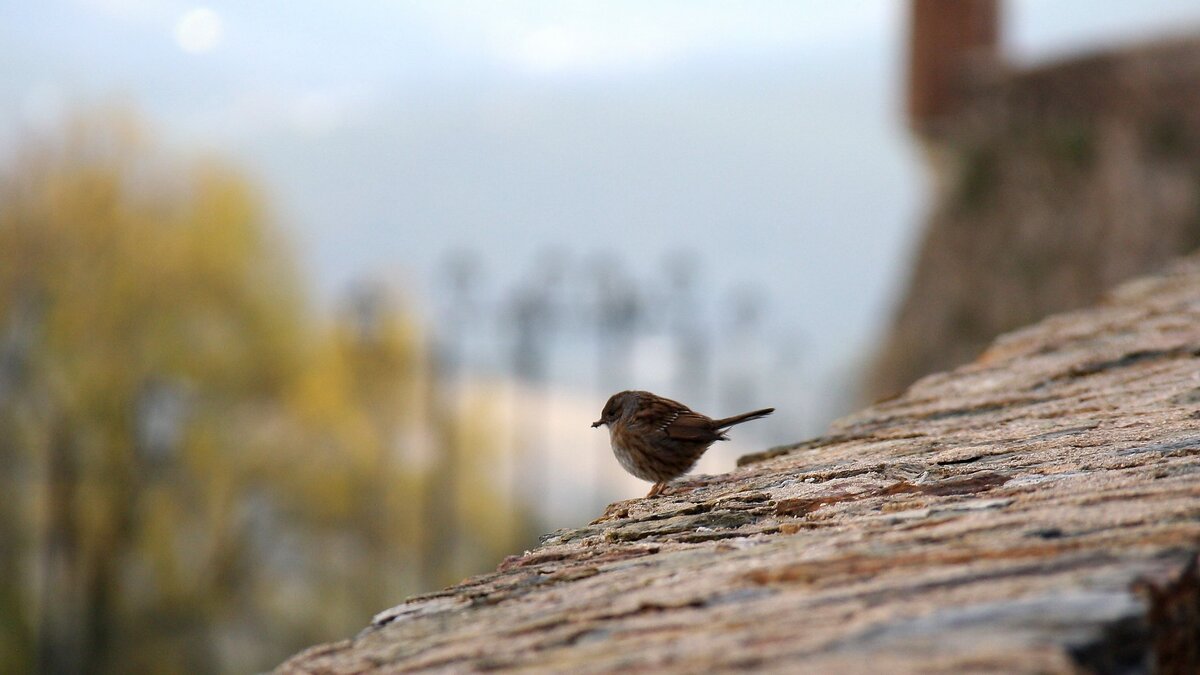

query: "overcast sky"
xmin=4 ymin=1 xmax=1200 ymax=425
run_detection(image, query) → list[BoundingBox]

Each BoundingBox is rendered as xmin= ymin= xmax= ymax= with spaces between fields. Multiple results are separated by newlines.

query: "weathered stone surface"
xmin=278 ymin=257 xmax=1200 ymax=673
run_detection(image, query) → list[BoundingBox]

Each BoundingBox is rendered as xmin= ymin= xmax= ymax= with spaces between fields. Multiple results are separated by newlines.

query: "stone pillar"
xmin=907 ymin=0 xmax=1001 ymax=134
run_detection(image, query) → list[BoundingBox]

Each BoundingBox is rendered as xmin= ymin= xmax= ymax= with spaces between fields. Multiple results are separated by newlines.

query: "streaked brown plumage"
xmin=591 ymin=390 xmax=774 ymax=498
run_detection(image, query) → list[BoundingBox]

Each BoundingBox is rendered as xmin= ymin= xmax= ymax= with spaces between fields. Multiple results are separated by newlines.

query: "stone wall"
xmin=278 ymin=254 xmax=1200 ymax=673
xmin=868 ymin=37 xmax=1200 ymax=401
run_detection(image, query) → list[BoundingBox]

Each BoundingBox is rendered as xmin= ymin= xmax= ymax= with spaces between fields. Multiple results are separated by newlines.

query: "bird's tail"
xmin=714 ymin=407 xmax=774 ymax=429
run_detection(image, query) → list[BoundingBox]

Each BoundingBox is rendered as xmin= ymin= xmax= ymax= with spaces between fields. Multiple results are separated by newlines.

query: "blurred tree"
xmin=0 ymin=110 xmax=521 ymax=674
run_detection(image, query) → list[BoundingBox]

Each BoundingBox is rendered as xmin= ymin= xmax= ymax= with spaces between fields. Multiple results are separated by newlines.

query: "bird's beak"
xmin=591 ymin=420 xmax=603 ymax=428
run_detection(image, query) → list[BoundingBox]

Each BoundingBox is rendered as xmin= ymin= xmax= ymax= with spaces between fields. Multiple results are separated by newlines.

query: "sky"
xmin=3 ymin=1 xmax=1200 ymax=437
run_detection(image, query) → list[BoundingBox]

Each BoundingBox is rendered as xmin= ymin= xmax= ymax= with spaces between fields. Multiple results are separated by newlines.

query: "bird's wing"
xmin=660 ymin=409 xmax=726 ymax=443
xmin=627 ymin=395 xmax=726 ymax=443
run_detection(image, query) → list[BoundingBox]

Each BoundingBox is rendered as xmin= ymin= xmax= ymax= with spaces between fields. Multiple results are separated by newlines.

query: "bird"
xmin=591 ymin=390 xmax=774 ymax=498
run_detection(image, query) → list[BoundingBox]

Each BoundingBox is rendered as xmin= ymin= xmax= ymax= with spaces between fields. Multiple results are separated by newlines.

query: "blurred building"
xmin=868 ymin=0 xmax=1200 ymax=400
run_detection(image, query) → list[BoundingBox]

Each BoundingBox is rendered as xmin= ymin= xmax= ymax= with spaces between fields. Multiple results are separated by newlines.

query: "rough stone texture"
xmin=868 ymin=36 xmax=1200 ymax=402
xmin=279 ymin=257 xmax=1200 ymax=674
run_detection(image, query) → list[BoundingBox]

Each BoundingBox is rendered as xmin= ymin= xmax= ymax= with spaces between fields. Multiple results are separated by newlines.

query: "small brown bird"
xmin=592 ymin=390 xmax=774 ymax=498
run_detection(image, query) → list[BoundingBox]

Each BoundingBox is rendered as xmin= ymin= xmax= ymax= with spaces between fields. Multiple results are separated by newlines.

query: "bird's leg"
xmin=646 ymin=482 xmax=667 ymax=498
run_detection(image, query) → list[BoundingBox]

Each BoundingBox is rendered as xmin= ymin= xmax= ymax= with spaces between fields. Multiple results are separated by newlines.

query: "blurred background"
xmin=4 ymin=1 xmax=1200 ymax=672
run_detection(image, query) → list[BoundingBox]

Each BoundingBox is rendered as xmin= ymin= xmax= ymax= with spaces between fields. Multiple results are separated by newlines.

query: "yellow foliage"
xmin=0 ymin=110 xmax=523 ymax=675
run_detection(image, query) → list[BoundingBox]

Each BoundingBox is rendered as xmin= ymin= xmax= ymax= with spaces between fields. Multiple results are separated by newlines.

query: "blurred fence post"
xmin=665 ymin=251 xmax=709 ymax=407
xmin=420 ymin=251 xmax=480 ymax=587
xmin=419 ymin=338 xmax=455 ymax=588
xmin=507 ymin=283 xmax=553 ymax=539
xmin=592 ymin=261 xmax=641 ymax=393
xmin=719 ymin=287 xmax=765 ymax=418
